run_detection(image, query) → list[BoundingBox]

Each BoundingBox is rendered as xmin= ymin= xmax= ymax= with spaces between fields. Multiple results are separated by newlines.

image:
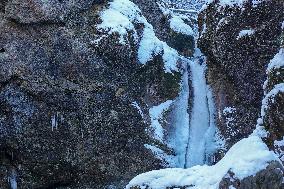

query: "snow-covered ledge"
xmin=126 ymin=136 xmax=281 ymax=189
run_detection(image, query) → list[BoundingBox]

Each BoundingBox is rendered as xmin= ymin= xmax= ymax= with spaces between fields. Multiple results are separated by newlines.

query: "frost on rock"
xmin=127 ymin=136 xmax=277 ymax=189
xmin=149 ymin=100 xmax=173 ymax=142
xmin=144 ymin=144 xmax=174 ymax=166
xmin=222 ymin=107 xmax=237 ymax=137
xmin=254 ymin=48 xmax=284 ymax=138
xmin=169 ymin=15 xmax=194 ymax=36
xmin=237 ymin=29 xmax=255 ymax=39
xmin=267 ymin=48 xmax=284 ymax=72
xmin=97 ymin=0 xmax=179 ymax=73
xmin=132 ymin=101 xmax=145 ymax=120
xmin=97 ymin=9 xmax=136 ymax=44
xmin=261 ymin=83 xmax=284 ymax=118
xmin=274 ymin=137 xmax=284 ymax=162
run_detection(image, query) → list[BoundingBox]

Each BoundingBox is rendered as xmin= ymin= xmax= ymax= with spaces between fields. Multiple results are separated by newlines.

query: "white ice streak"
xmin=167 ymin=62 xmax=190 ymax=168
xmin=186 ymin=57 xmax=211 ymax=167
xmin=237 ymin=29 xmax=255 ymax=39
xmin=149 ymin=100 xmax=173 ymax=142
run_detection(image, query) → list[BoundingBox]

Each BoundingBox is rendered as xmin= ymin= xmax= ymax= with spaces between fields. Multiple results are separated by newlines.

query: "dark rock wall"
xmin=198 ymin=0 xmax=284 ymax=151
xmin=0 ymin=0 xmax=181 ymax=188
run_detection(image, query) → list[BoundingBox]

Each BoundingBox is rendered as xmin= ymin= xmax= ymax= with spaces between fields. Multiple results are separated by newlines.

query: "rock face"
xmin=198 ymin=0 xmax=284 ymax=153
xmin=219 ymin=161 xmax=284 ymax=189
xmin=128 ymin=161 xmax=284 ymax=189
xmin=0 ymin=0 xmax=182 ymax=188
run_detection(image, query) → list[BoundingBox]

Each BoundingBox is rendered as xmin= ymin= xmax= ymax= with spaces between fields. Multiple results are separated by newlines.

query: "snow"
xmin=127 ymin=136 xmax=277 ymax=189
xmin=274 ymin=137 xmax=284 ymax=162
xmin=169 ymin=15 xmax=194 ymax=36
xmin=185 ymin=55 xmax=211 ymax=167
xmin=144 ymin=144 xmax=174 ymax=165
xmin=204 ymin=87 xmax=223 ymax=164
xmin=223 ymin=107 xmax=236 ymax=114
xmin=138 ymin=26 xmax=179 ymax=73
xmin=132 ymin=101 xmax=145 ymax=120
xmin=261 ymin=83 xmax=284 ymax=118
xmin=97 ymin=9 xmax=136 ymax=44
xmin=97 ymin=0 xmax=179 ymax=73
xmin=282 ymin=21 xmax=284 ymax=29
xmin=167 ymin=61 xmax=190 ymax=168
xmin=237 ymin=29 xmax=255 ymax=39
xmin=8 ymin=170 xmax=17 ymax=189
xmin=254 ymin=49 xmax=284 ymax=138
xmin=267 ymin=48 xmax=284 ymax=71
xmin=149 ymin=100 xmax=173 ymax=142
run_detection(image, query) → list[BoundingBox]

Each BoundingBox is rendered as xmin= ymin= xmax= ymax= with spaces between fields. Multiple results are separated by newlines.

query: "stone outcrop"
xmin=0 ymin=0 xmax=182 ymax=188
xmin=219 ymin=161 xmax=284 ymax=189
xmin=198 ymin=0 xmax=284 ymax=153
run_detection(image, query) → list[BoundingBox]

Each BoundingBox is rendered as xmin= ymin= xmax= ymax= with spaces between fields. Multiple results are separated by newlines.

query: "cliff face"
xmin=126 ymin=0 xmax=284 ymax=188
xmin=0 ymin=0 xmax=183 ymax=188
xmin=198 ymin=0 xmax=284 ymax=154
xmin=1 ymin=0 xmax=284 ymax=188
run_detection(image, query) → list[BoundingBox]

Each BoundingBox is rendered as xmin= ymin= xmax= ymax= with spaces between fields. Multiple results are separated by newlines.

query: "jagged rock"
xmin=5 ymin=0 xmax=106 ymax=24
xmin=198 ymin=0 xmax=284 ymax=150
xmin=0 ymin=0 xmax=182 ymax=188
xmin=219 ymin=161 xmax=284 ymax=189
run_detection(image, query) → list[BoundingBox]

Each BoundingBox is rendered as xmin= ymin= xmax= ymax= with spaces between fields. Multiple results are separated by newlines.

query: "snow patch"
xmin=149 ymin=100 xmax=173 ymax=142
xmin=97 ymin=0 xmax=179 ymax=73
xmin=97 ymin=9 xmax=136 ymax=44
xmin=132 ymin=101 xmax=145 ymax=120
xmin=223 ymin=107 xmax=236 ymax=114
xmin=127 ymin=136 xmax=277 ymax=189
xmin=261 ymin=83 xmax=284 ymax=118
xmin=144 ymin=144 xmax=174 ymax=166
xmin=237 ymin=29 xmax=255 ymax=39
xmin=274 ymin=137 xmax=284 ymax=162
xmin=169 ymin=15 xmax=194 ymax=36
xmin=267 ymin=48 xmax=284 ymax=72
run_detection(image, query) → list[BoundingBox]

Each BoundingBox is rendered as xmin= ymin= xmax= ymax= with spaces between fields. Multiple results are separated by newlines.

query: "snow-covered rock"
xmin=97 ymin=0 xmax=179 ymax=73
xmin=127 ymin=136 xmax=281 ymax=189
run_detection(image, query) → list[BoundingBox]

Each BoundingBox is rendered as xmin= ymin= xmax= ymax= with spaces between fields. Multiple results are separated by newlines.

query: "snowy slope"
xmin=127 ymin=136 xmax=277 ymax=189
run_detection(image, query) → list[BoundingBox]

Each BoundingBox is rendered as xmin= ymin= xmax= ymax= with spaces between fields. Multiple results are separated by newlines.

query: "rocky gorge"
xmin=0 ymin=0 xmax=283 ymax=189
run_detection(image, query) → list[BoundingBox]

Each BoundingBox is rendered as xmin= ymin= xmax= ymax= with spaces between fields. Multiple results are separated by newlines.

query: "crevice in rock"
xmin=0 ymin=75 xmax=22 ymax=91
xmin=7 ymin=18 xmax=66 ymax=27
xmin=0 ymin=48 xmax=5 ymax=53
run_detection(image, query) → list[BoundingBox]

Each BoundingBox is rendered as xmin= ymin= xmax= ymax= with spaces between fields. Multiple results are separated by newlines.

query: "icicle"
xmin=9 ymin=169 xmax=17 ymax=189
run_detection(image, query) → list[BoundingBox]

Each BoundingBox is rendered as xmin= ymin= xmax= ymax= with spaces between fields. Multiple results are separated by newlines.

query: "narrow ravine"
xmin=168 ymin=50 xmax=216 ymax=168
xmin=164 ymin=1 xmax=218 ymax=168
xmin=184 ymin=52 xmax=211 ymax=168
